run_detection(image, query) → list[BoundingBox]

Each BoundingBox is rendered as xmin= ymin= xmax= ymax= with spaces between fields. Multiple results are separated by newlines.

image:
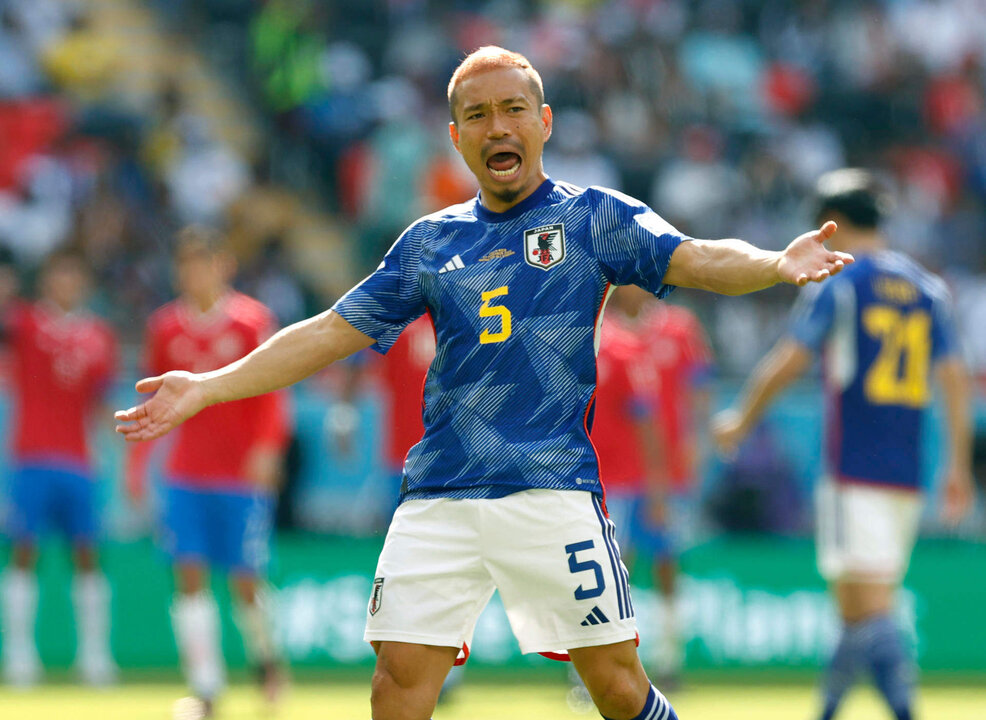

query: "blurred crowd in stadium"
xmin=0 ymin=0 xmax=984 ymax=537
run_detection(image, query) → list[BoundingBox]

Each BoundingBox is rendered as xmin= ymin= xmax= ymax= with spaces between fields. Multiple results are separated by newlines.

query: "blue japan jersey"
xmin=788 ymin=251 xmax=959 ymax=489
xmin=332 ymin=179 xmax=685 ymax=502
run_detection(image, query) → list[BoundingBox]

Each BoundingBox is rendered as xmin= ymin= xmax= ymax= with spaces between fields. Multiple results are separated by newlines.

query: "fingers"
xmin=816 ymin=220 xmax=837 ymax=241
xmin=134 ymin=375 xmax=164 ymax=394
xmin=114 ymin=403 xmax=163 ymax=441
xmin=114 ymin=420 xmax=165 ymax=442
xmin=114 ymin=404 xmax=146 ymax=422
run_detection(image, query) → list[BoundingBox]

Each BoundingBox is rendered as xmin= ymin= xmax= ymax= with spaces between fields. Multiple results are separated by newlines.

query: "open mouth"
xmin=486 ymin=152 xmax=522 ymax=179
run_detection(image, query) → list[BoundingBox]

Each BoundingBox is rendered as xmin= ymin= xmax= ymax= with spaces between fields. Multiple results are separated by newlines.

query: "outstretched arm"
xmin=115 ymin=310 xmax=375 ymax=442
xmin=710 ymin=339 xmax=813 ymax=456
xmin=936 ymin=356 xmax=975 ymax=524
xmin=664 ymin=221 xmax=852 ymax=295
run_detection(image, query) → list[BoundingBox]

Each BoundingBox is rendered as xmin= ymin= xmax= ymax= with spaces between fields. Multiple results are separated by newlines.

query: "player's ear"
xmin=449 ymin=122 xmax=461 ymax=154
xmin=541 ymin=104 xmax=553 ymax=142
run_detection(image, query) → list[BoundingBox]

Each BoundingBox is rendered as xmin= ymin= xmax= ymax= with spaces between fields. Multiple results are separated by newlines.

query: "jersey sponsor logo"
xmin=438 ymin=254 xmax=466 ymax=274
xmin=478 ymin=248 xmax=516 ymax=262
xmin=369 ymin=577 xmax=385 ymax=615
xmin=523 ymin=223 xmax=566 ymax=270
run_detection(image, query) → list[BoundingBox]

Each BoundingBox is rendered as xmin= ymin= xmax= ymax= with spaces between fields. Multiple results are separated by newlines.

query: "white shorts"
xmin=364 ymin=489 xmax=637 ymax=657
xmin=816 ymin=478 xmax=923 ymax=584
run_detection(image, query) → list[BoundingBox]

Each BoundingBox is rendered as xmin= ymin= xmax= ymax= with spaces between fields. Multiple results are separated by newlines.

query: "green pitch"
xmin=0 ymin=681 xmax=983 ymax=719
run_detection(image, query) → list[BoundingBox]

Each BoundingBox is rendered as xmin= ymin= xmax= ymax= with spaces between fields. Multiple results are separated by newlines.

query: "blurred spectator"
xmin=651 ymin=125 xmax=747 ymax=238
xmin=0 ymin=7 xmax=45 ymax=98
xmin=41 ymin=7 xmax=121 ymax=103
xmin=164 ymin=118 xmax=249 ymax=226
xmin=543 ymin=110 xmax=621 ymax=190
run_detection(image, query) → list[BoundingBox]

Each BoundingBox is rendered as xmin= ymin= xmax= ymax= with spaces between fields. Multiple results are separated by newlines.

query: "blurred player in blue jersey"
xmin=712 ymin=169 xmax=974 ymax=720
xmin=116 ymin=47 xmax=852 ymax=720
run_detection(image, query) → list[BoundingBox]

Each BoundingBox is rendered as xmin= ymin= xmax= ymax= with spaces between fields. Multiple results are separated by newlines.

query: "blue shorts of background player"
xmin=160 ymin=482 xmax=273 ymax=575
xmin=6 ymin=462 xmax=97 ymax=543
xmin=606 ymin=491 xmax=697 ymax=561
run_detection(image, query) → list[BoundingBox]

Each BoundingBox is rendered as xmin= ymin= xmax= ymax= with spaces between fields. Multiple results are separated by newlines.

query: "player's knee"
xmin=11 ymin=544 xmax=36 ymax=570
xmin=369 ymin=664 xmax=423 ymax=720
xmin=72 ymin=545 xmax=98 ymax=573
xmin=371 ymin=658 xmax=415 ymax=697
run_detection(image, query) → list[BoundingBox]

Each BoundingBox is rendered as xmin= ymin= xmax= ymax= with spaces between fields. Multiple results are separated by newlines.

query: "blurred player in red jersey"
xmin=127 ymin=227 xmax=289 ymax=716
xmin=378 ymin=315 xmax=435 ymax=500
xmin=598 ymin=286 xmax=713 ymax=682
xmin=0 ymin=250 xmax=118 ymax=687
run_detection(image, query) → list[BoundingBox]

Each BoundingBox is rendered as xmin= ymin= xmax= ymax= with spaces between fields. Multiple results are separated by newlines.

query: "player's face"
xmin=449 ymin=67 xmax=552 ymax=213
xmin=41 ymin=263 xmax=88 ymax=312
xmin=175 ymin=249 xmax=229 ymax=307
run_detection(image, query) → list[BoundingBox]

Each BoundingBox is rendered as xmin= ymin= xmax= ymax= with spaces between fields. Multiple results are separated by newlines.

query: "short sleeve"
xmin=930 ymin=285 xmax=959 ymax=362
xmin=787 ymin=281 xmax=836 ymax=354
xmin=587 ymin=187 xmax=687 ymax=297
xmin=331 ymin=224 xmax=428 ymax=354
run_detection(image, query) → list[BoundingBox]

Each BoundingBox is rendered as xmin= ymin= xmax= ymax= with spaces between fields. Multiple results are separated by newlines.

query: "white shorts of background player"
xmin=815 ymin=477 xmax=923 ymax=585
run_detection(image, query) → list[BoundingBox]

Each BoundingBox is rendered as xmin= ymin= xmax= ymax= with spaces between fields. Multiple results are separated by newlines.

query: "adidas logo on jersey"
xmin=580 ymin=606 xmax=609 ymax=626
xmin=438 ymin=255 xmax=466 ymax=274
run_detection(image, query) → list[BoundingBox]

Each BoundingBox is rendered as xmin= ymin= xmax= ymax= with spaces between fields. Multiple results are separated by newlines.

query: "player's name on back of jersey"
xmin=873 ymin=276 xmax=919 ymax=304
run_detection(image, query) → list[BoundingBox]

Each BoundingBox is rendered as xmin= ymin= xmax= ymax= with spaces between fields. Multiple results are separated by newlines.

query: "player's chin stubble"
xmin=487 ymin=185 xmax=522 ymax=206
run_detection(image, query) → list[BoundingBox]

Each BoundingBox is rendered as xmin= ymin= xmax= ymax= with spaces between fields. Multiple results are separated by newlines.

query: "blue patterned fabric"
xmin=332 ymin=179 xmax=685 ymax=502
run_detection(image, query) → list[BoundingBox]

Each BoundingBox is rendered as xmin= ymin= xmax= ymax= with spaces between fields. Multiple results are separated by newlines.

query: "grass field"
xmin=1 ymin=681 xmax=984 ymax=720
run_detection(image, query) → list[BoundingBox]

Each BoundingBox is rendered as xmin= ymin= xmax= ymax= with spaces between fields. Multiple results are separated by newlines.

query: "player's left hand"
xmin=244 ymin=446 xmax=283 ymax=491
xmin=710 ymin=408 xmax=746 ymax=458
xmin=114 ymin=371 xmax=209 ymax=442
xmin=647 ymin=496 xmax=667 ymax=526
xmin=940 ymin=466 xmax=975 ymax=526
xmin=778 ymin=221 xmax=854 ymax=286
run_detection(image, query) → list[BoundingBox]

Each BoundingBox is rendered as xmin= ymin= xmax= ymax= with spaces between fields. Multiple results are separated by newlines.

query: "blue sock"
xmin=819 ymin=624 xmax=864 ymax=720
xmin=602 ymin=684 xmax=678 ymax=720
xmin=858 ymin=615 xmax=914 ymax=720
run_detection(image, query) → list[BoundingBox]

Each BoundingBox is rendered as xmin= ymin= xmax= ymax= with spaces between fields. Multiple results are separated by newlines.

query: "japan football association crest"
xmin=523 ymin=223 xmax=566 ymax=270
xmin=369 ymin=577 xmax=385 ymax=615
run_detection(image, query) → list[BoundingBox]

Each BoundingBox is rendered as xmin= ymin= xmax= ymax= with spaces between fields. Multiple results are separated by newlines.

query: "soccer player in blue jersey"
xmin=115 ymin=47 xmax=852 ymax=720
xmin=712 ymin=169 xmax=974 ymax=720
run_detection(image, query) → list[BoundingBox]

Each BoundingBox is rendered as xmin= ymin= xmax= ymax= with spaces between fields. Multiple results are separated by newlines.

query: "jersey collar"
xmin=177 ymin=291 xmax=233 ymax=332
xmin=473 ymin=178 xmax=555 ymax=224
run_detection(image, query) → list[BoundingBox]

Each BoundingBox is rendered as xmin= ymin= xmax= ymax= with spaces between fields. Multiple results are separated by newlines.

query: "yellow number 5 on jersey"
xmin=479 ymin=286 xmax=512 ymax=344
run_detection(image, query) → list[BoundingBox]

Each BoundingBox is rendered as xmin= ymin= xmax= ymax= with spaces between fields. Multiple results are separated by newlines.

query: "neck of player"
xmin=479 ymin=169 xmax=549 ymax=214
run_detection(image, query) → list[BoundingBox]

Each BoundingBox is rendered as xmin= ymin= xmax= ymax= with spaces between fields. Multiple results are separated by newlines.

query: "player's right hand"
xmin=710 ymin=409 xmax=745 ymax=458
xmin=940 ymin=465 xmax=975 ymax=526
xmin=114 ymin=371 xmax=209 ymax=442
